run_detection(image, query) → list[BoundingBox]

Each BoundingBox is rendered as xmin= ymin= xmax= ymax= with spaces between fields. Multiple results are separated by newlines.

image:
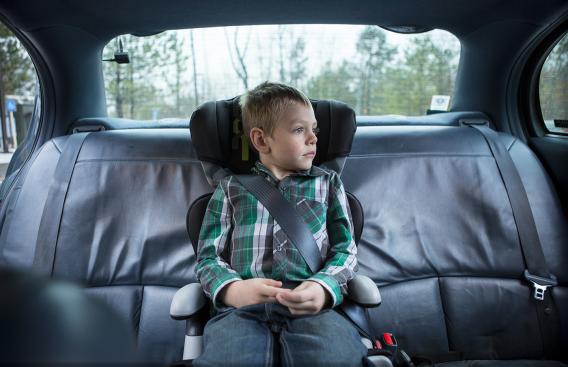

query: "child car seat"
xmin=170 ymin=97 xmax=385 ymax=366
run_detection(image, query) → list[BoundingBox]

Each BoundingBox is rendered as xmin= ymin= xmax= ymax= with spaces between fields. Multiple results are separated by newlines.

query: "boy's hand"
xmin=220 ymin=279 xmax=290 ymax=308
xmin=276 ymin=281 xmax=331 ymax=315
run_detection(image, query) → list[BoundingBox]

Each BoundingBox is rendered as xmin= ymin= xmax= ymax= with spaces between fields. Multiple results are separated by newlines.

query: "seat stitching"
xmin=348 ymin=153 xmax=493 ymax=158
xmin=134 ymin=285 xmax=144 ymax=344
xmin=75 ymin=158 xmax=202 ymax=164
xmin=437 ymin=276 xmax=453 ymax=354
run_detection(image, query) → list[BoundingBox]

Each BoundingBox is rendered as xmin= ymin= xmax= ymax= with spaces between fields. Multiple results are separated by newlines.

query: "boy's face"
xmin=262 ymin=102 xmax=318 ymax=179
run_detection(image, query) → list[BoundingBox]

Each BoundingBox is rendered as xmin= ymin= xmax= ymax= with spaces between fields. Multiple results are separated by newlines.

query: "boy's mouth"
xmin=303 ymin=151 xmax=316 ymax=157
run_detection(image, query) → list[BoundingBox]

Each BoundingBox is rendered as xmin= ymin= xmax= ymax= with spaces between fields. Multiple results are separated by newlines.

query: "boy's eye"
xmin=292 ymin=126 xmax=319 ymax=135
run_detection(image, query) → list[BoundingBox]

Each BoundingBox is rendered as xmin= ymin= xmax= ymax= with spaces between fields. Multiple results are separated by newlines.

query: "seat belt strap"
xmin=33 ymin=132 xmax=90 ymax=276
xmin=471 ymin=126 xmax=555 ymax=289
xmin=338 ymin=298 xmax=376 ymax=340
xmin=234 ymin=175 xmax=322 ymax=274
xmin=471 ymin=125 xmax=559 ymax=357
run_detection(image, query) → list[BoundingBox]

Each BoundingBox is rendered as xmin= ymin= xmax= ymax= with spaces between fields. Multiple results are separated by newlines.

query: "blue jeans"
xmin=193 ymin=303 xmax=368 ymax=367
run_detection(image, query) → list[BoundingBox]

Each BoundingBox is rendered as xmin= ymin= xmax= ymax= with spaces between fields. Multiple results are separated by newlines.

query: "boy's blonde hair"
xmin=240 ymin=82 xmax=311 ymax=141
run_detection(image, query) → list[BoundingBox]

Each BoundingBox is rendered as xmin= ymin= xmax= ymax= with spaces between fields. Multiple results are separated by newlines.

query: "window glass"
xmin=539 ymin=32 xmax=568 ymax=134
xmin=0 ymin=22 xmax=40 ymax=183
xmin=103 ymin=25 xmax=460 ymax=119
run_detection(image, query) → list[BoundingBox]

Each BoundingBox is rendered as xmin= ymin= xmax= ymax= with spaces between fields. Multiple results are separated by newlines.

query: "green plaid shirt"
xmin=195 ymin=161 xmax=357 ymax=309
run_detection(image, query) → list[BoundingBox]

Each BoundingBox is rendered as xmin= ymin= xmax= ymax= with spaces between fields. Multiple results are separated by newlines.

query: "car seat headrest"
xmin=190 ymin=96 xmax=357 ymax=187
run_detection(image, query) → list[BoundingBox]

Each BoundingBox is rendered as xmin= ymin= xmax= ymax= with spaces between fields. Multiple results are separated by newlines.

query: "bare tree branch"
xmin=225 ymin=28 xmax=250 ymax=89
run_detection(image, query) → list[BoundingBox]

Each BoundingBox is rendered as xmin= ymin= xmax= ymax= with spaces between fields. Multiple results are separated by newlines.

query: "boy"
xmin=194 ymin=82 xmax=367 ymax=366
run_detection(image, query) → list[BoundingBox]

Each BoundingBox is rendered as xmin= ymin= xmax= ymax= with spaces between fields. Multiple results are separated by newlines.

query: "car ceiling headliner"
xmin=1 ymin=0 xmax=567 ymax=41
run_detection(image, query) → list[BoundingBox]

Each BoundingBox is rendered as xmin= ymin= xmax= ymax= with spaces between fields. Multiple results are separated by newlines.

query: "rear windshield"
xmin=102 ymin=25 xmax=460 ymax=119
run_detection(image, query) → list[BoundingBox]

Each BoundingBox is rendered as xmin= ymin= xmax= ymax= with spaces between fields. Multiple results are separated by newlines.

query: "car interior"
xmin=0 ymin=0 xmax=567 ymax=366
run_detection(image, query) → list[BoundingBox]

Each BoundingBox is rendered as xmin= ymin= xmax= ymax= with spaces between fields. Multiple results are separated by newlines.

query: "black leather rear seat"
xmin=0 ymin=129 xmax=210 ymax=363
xmin=343 ymin=125 xmax=568 ymax=364
xmin=0 ymin=124 xmax=566 ymax=365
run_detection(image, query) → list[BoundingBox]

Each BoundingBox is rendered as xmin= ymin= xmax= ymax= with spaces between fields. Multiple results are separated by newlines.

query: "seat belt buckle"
xmin=382 ymin=332 xmax=396 ymax=347
xmin=524 ymin=270 xmax=557 ymax=301
xmin=381 ymin=332 xmax=398 ymax=355
xmin=377 ymin=332 xmax=400 ymax=364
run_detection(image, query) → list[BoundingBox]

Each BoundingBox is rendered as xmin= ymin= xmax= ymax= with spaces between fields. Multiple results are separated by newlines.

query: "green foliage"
xmin=356 ymin=26 xmax=398 ymax=115
xmin=389 ymin=36 xmax=457 ymax=115
xmin=0 ymin=23 xmax=35 ymax=95
xmin=540 ymin=33 xmax=568 ymax=124
xmin=288 ymin=37 xmax=307 ymax=88
xmin=103 ymin=32 xmax=192 ymax=120
xmin=306 ymin=61 xmax=358 ymax=107
xmin=308 ymin=26 xmax=457 ymax=116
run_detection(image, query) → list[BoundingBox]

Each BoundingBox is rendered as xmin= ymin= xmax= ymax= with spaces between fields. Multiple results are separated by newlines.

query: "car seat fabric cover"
xmin=190 ymin=97 xmax=357 ymax=176
xmin=0 ymin=123 xmax=566 ymax=365
xmin=342 ymin=126 xmax=568 ymax=364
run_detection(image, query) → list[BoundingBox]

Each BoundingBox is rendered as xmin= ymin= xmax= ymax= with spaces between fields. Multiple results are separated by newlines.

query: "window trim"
xmin=519 ymin=16 xmax=568 ymax=138
xmin=0 ymin=13 xmax=52 ymax=196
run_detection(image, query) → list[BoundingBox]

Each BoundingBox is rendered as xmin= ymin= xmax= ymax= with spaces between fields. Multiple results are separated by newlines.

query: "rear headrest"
xmin=190 ymin=96 xmax=356 ymax=176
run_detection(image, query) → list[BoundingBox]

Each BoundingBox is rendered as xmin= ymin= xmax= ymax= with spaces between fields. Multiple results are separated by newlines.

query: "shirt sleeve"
xmin=195 ymin=177 xmax=242 ymax=309
xmin=308 ymin=172 xmax=358 ymax=308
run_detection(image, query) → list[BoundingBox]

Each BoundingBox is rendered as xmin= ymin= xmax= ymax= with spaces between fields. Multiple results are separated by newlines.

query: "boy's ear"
xmin=250 ymin=127 xmax=270 ymax=154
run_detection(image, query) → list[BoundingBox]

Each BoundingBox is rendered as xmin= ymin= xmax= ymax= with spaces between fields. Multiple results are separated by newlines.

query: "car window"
xmin=102 ymin=25 xmax=460 ymax=119
xmin=0 ymin=22 xmax=40 ymax=183
xmin=539 ymin=31 xmax=567 ymax=134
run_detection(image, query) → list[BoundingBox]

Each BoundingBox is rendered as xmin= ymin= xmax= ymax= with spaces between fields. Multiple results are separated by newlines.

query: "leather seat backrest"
xmin=342 ymin=125 xmax=568 ymax=360
xmin=0 ymin=129 xmax=211 ymax=363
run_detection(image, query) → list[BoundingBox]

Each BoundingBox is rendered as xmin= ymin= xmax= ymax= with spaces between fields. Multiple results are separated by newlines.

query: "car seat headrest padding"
xmin=190 ymin=96 xmax=356 ymax=180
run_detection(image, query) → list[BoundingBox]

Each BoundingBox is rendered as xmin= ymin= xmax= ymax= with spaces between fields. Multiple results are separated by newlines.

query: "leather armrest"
xmin=170 ymin=283 xmax=208 ymax=320
xmin=346 ymin=275 xmax=381 ymax=307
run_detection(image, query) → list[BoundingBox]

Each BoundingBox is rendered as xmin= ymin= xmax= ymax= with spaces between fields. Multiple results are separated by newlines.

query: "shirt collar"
xmin=252 ymin=161 xmax=329 ymax=183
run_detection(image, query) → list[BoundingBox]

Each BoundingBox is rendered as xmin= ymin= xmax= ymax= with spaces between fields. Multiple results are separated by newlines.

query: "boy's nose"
xmin=308 ymin=132 xmax=317 ymax=144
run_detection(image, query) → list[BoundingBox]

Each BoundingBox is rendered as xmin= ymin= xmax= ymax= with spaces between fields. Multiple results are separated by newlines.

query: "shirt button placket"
xmin=280 ymin=182 xmax=289 ymax=198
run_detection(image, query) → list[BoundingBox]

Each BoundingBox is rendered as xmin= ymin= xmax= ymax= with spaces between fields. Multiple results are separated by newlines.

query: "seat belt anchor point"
xmin=524 ymin=270 xmax=557 ymax=301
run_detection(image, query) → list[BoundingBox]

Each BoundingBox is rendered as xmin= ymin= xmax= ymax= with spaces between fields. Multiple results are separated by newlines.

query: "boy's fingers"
xmin=293 ymin=282 xmax=311 ymax=292
xmin=279 ymin=289 xmax=311 ymax=304
xmin=276 ymin=293 xmax=313 ymax=309
xmin=261 ymin=279 xmax=282 ymax=287
xmin=260 ymin=285 xmax=290 ymax=297
xmin=276 ymin=296 xmax=298 ymax=309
